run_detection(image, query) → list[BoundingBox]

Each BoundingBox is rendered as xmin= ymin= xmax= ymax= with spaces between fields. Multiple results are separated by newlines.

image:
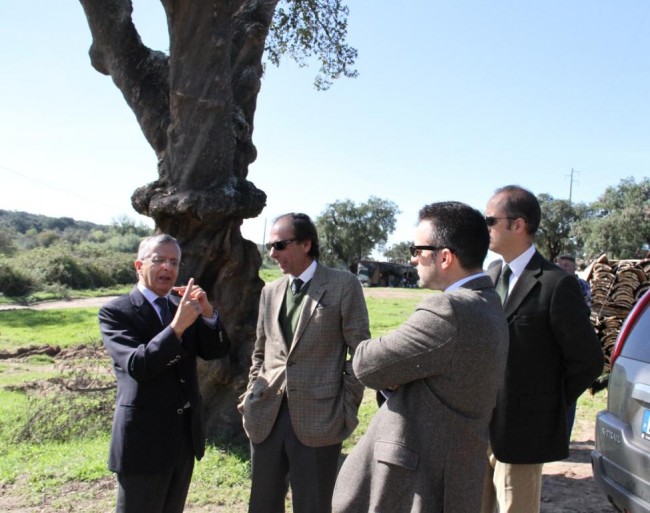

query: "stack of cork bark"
xmin=587 ymin=254 xmax=650 ymax=378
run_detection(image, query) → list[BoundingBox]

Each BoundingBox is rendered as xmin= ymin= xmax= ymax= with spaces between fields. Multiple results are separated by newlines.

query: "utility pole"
xmin=262 ymin=217 xmax=267 ymax=247
xmin=568 ymin=167 xmax=578 ymax=204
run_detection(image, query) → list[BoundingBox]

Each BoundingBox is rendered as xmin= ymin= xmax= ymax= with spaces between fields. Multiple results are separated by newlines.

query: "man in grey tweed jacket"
xmin=239 ymin=213 xmax=370 ymax=513
xmin=332 ymin=202 xmax=509 ymax=513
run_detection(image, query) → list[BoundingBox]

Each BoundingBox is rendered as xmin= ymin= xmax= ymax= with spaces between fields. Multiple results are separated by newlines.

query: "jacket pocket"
xmin=374 ymin=440 xmax=419 ymax=471
xmin=311 ymin=381 xmax=340 ymax=399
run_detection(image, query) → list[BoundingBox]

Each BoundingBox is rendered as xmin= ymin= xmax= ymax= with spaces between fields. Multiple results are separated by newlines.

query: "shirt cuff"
xmin=201 ymin=310 xmax=219 ymax=328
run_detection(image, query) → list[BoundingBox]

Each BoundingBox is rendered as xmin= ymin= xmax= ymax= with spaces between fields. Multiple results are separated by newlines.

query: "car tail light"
xmin=610 ymin=290 xmax=650 ymax=368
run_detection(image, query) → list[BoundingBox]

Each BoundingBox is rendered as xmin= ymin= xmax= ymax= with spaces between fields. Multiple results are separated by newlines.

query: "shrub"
xmin=41 ymin=252 xmax=93 ymax=289
xmin=17 ymin=390 xmax=115 ymax=443
xmin=15 ymin=344 xmax=116 ymax=443
xmin=105 ymin=233 xmax=141 ymax=253
xmin=0 ymin=259 xmax=34 ymax=297
xmin=11 ymin=245 xmax=135 ymax=290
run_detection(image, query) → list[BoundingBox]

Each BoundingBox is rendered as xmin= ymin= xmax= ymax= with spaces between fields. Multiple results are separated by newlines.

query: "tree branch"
xmin=78 ymin=0 xmax=170 ymax=156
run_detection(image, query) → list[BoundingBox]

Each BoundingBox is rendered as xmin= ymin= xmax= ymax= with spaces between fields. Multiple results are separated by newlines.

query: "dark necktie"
xmin=155 ymin=297 xmax=172 ymax=325
xmin=496 ymin=265 xmax=512 ymax=304
xmin=291 ymin=278 xmax=304 ymax=295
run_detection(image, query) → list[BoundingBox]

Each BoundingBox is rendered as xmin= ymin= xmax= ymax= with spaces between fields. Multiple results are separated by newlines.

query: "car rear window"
xmin=620 ymin=303 xmax=650 ymax=362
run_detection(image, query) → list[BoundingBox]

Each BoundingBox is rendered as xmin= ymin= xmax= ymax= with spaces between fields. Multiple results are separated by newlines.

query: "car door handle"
xmin=631 ymin=383 xmax=650 ymax=404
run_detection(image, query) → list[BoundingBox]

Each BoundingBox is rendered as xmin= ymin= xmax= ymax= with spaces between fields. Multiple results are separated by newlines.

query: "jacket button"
xmin=180 ymin=378 xmax=186 ymax=383
xmin=177 ymin=408 xmax=184 ymax=415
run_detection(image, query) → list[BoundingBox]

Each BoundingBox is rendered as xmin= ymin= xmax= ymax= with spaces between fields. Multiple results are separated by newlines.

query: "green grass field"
xmin=0 ymin=283 xmax=607 ymax=512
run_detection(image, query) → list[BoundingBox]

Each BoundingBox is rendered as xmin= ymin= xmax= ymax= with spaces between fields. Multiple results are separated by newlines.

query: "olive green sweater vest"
xmin=279 ymin=281 xmax=310 ymax=345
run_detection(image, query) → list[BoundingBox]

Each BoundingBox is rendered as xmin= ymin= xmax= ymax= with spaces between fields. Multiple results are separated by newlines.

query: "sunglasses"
xmin=485 ymin=216 xmax=518 ymax=227
xmin=409 ymin=245 xmax=454 ymax=257
xmin=266 ymin=239 xmax=297 ymax=251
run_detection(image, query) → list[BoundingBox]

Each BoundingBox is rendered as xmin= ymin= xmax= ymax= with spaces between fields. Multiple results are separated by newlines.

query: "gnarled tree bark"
xmin=78 ymin=0 xmax=278 ymax=440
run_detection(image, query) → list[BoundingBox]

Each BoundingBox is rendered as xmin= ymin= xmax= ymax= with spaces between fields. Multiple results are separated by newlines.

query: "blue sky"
xmin=1 ymin=1 xmax=649 ymax=253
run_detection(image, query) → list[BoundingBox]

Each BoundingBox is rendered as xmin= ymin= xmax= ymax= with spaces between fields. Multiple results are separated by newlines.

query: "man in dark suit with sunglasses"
xmin=239 ymin=213 xmax=370 ymax=513
xmin=99 ymin=234 xmax=230 ymax=513
xmin=480 ymin=186 xmax=603 ymax=513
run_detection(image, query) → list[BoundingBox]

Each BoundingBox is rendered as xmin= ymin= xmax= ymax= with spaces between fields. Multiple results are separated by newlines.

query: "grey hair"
xmin=137 ymin=234 xmax=179 ymax=260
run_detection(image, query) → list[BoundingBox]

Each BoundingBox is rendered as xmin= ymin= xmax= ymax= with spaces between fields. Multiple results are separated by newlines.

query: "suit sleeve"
xmin=341 ymin=275 xmax=371 ymax=351
xmin=353 ymin=294 xmax=456 ymax=390
xmin=99 ymin=302 xmax=186 ymax=381
xmin=99 ymin=301 xmax=228 ymax=382
xmin=245 ymin=286 xmax=268 ymax=393
xmin=339 ymin=275 xmax=371 ymax=409
xmin=192 ymin=315 xmax=230 ymax=361
xmin=550 ymin=273 xmax=604 ymax=404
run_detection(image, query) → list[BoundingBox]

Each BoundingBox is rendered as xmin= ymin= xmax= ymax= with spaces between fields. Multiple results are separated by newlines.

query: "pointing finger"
xmin=182 ymin=278 xmax=195 ymax=301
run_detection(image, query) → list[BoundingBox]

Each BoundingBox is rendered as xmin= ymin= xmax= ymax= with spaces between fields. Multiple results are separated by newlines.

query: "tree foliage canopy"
xmin=533 ymin=178 xmax=649 ymax=262
xmin=575 ymin=177 xmax=650 ymax=260
xmin=316 ymin=197 xmax=400 ymax=267
xmin=536 ymin=194 xmax=581 ymax=261
xmin=267 ymin=0 xmax=357 ymax=90
xmin=384 ymin=241 xmax=413 ymax=264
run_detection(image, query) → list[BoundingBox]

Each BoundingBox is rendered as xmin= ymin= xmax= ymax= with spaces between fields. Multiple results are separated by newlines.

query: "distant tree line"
xmin=383 ymin=178 xmax=650 ymax=265
xmin=1 ymin=178 xmax=647 ymax=298
xmin=536 ymin=177 xmax=649 ymax=263
xmin=0 ymin=211 xmax=152 ymax=297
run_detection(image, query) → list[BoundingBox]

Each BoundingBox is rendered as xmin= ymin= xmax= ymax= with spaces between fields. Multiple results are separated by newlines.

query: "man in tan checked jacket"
xmin=239 ymin=212 xmax=370 ymax=513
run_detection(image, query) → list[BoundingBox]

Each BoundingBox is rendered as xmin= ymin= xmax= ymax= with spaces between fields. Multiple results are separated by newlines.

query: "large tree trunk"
xmin=79 ymin=0 xmax=277 ymax=440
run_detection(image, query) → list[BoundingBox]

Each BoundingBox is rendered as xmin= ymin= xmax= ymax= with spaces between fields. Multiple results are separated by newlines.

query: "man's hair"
xmin=137 ymin=234 xmax=179 ymax=260
xmin=275 ymin=213 xmax=320 ymax=259
xmin=494 ymin=185 xmax=541 ymax=236
xmin=418 ymin=201 xmax=489 ymax=270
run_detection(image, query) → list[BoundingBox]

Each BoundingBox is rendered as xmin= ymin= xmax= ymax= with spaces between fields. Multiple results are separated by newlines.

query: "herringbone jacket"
xmin=240 ymin=263 xmax=370 ymax=447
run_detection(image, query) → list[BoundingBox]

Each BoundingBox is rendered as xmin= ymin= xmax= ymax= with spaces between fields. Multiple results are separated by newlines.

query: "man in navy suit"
xmin=99 ymin=234 xmax=230 ymax=513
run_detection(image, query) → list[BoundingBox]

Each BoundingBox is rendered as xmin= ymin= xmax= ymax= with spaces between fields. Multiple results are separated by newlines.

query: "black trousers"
xmin=248 ymin=399 xmax=342 ymax=513
xmin=115 ymin=411 xmax=195 ymax=513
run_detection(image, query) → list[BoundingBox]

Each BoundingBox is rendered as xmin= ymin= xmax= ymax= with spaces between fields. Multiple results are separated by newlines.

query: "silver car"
xmin=592 ymin=290 xmax=650 ymax=512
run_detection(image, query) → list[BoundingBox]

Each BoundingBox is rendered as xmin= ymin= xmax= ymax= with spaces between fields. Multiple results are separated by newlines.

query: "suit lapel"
xmin=503 ymin=251 xmax=543 ymax=316
xmin=129 ymin=287 xmax=164 ymax=338
xmin=290 ymin=264 xmax=327 ymax=352
xmin=272 ymin=277 xmax=291 ymax=347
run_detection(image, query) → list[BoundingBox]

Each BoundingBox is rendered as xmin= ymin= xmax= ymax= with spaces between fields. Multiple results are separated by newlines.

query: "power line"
xmin=0 ymin=164 xmax=117 ymax=211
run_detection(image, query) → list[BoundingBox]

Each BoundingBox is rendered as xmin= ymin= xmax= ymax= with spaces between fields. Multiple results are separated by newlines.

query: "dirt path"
xmin=541 ymin=418 xmax=612 ymax=512
xmin=0 ymin=296 xmax=120 ymax=311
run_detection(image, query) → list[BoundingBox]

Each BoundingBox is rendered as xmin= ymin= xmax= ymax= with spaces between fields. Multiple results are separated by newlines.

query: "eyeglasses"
xmin=485 ymin=216 xmax=518 ymax=227
xmin=266 ymin=239 xmax=297 ymax=251
xmin=146 ymin=257 xmax=181 ymax=268
xmin=409 ymin=245 xmax=453 ymax=257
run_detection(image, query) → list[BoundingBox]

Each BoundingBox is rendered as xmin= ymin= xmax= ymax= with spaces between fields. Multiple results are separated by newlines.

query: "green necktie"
xmin=291 ymin=278 xmax=304 ymax=295
xmin=496 ymin=265 xmax=512 ymax=304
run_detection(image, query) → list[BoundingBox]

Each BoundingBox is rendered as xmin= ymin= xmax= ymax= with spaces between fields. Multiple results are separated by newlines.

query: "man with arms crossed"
xmin=481 ymin=186 xmax=604 ymax=513
xmin=99 ymin=234 xmax=230 ymax=513
xmin=239 ymin=213 xmax=370 ymax=513
xmin=332 ymin=201 xmax=510 ymax=513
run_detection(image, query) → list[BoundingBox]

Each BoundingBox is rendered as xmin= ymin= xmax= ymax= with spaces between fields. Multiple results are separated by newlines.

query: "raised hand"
xmin=170 ymin=278 xmax=211 ymax=337
xmin=173 ymin=278 xmax=214 ymax=318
